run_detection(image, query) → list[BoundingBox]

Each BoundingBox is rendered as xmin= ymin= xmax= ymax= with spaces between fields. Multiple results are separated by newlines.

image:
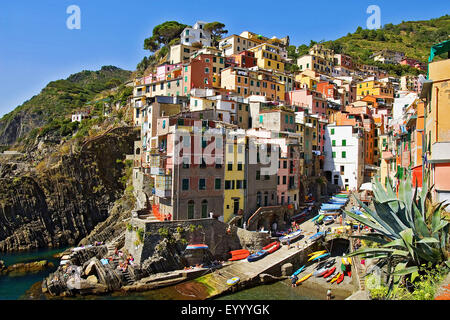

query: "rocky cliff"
xmin=0 ymin=126 xmax=139 ymax=252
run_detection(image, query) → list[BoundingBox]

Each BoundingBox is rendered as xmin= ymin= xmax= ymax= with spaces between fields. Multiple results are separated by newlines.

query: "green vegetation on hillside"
xmin=0 ymin=66 xmax=132 ymax=147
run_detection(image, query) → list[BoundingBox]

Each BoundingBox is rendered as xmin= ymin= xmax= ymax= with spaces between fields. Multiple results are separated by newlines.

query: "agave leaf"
xmin=391 ymin=266 xmax=419 ymax=276
xmin=399 ymin=228 xmax=416 ymax=261
xmin=412 ymin=201 xmax=431 ymax=238
xmin=411 ymin=271 xmax=420 ymax=282
xmin=382 ymin=238 xmax=406 ymax=248
xmin=446 ymin=259 xmax=450 ymax=269
xmin=392 ymin=249 xmax=410 ymax=257
xmin=347 ymin=247 xmax=395 ymax=257
xmin=417 ymin=237 xmax=440 ymax=244
xmin=345 ymin=210 xmax=392 ymax=238
xmin=373 ymin=201 xmax=407 ymax=235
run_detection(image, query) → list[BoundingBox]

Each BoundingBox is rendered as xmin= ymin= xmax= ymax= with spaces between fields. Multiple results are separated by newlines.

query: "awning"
xmin=359 ymin=183 xmax=373 ymax=192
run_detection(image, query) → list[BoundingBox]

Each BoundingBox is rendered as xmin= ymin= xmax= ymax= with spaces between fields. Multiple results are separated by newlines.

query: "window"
xmin=332 ymin=140 xmax=336 ymax=147
xmin=332 ymin=152 xmax=336 ymax=158
xmin=227 ymin=163 xmax=233 ymax=171
xmin=201 ymin=200 xmax=208 ymax=219
xmin=225 ymin=180 xmax=232 ymax=190
xmin=236 ymin=180 xmax=243 ymax=189
xmin=188 ymin=201 xmax=195 ymax=219
xmin=205 ymin=67 xmax=209 ymax=73
xmin=342 ymin=151 xmax=346 ymax=158
xmin=182 ymin=179 xmax=189 ymax=190
xmin=256 ymin=170 xmax=261 ymax=180
xmin=342 ymin=139 xmax=346 ymax=146
xmin=237 ymin=163 xmax=243 ymax=171
xmin=283 ymin=176 xmax=287 ymax=185
xmin=215 ymin=178 xmax=221 ymax=190
xmin=199 ymin=179 xmax=206 ymax=190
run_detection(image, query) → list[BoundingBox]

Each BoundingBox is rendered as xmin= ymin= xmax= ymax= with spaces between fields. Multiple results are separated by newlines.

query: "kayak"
xmin=308 ymin=250 xmax=326 ymax=257
xmin=291 ymin=265 xmax=306 ymax=278
xmin=330 ymin=273 xmax=341 ymax=284
xmin=279 ymin=229 xmax=302 ymax=244
xmin=226 ymin=277 xmax=240 ymax=286
xmin=317 ymin=215 xmax=325 ymax=223
xmin=341 ymin=257 xmax=351 ymax=265
xmin=308 ymin=251 xmax=326 ymax=262
xmin=322 ymin=266 xmax=336 ymax=278
xmin=326 ymin=271 xmax=338 ymax=282
xmin=296 ymin=273 xmax=312 ymax=285
xmin=315 ymin=260 xmax=329 ymax=270
xmin=311 ymin=253 xmax=330 ymax=262
xmin=347 ymin=270 xmax=352 ymax=277
xmin=263 ymin=241 xmax=280 ymax=254
xmin=336 ymin=273 xmax=345 ymax=284
xmin=314 ymin=267 xmax=328 ymax=277
xmin=311 ymin=214 xmax=321 ymax=222
xmin=247 ymin=250 xmax=268 ymax=262
xmin=229 ymin=252 xmax=250 ymax=261
xmin=230 ymin=249 xmax=249 ymax=255
xmin=324 ymin=259 xmax=335 ymax=268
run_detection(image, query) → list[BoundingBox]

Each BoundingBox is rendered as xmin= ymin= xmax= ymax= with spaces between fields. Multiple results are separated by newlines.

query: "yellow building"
xmin=248 ymin=43 xmax=285 ymax=72
xmin=223 ymin=134 xmax=246 ymax=222
xmin=295 ymin=70 xmax=319 ymax=89
xmin=356 ymin=80 xmax=394 ymax=99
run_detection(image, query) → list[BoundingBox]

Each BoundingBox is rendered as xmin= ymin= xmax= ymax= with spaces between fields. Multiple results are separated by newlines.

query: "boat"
xmin=228 ymin=249 xmax=250 ymax=261
xmin=308 ymin=251 xmax=326 ymax=262
xmin=314 ymin=267 xmax=329 ymax=277
xmin=326 ymin=271 xmax=338 ymax=281
xmin=226 ymin=277 xmax=240 ymax=286
xmin=308 ymin=232 xmax=325 ymax=242
xmin=315 ymin=260 xmax=329 ymax=270
xmin=341 ymin=257 xmax=352 ymax=265
xmin=330 ymin=273 xmax=341 ymax=284
xmin=311 ymin=253 xmax=330 ymax=262
xmin=186 ymin=244 xmax=209 ymax=250
xmin=324 ymin=259 xmax=335 ymax=268
xmin=311 ymin=214 xmax=321 ymax=222
xmin=247 ymin=250 xmax=268 ymax=262
xmin=308 ymin=250 xmax=326 ymax=257
xmin=263 ymin=241 xmax=280 ymax=254
xmin=291 ymin=209 xmax=309 ymax=221
xmin=347 ymin=270 xmax=352 ymax=277
xmin=323 ymin=216 xmax=334 ymax=225
xmin=296 ymin=273 xmax=312 ymax=285
xmin=279 ymin=229 xmax=303 ymax=244
xmin=336 ymin=273 xmax=345 ymax=284
xmin=322 ymin=266 xmax=336 ymax=278
xmin=317 ymin=215 xmax=325 ymax=224
xmin=291 ymin=265 xmax=306 ymax=278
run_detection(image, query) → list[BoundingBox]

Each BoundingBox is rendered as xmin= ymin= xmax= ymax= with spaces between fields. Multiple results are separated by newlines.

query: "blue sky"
xmin=0 ymin=0 xmax=448 ymax=118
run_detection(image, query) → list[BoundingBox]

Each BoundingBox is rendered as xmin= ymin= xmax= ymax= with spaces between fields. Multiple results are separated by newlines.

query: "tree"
xmin=297 ymin=44 xmax=309 ymax=57
xmin=204 ymin=22 xmax=228 ymax=47
xmin=143 ymin=21 xmax=188 ymax=52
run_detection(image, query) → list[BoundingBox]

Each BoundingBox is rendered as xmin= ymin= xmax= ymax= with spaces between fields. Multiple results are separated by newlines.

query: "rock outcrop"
xmin=0 ymin=126 xmax=139 ymax=252
xmin=0 ymin=260 xmax=54 ymax=276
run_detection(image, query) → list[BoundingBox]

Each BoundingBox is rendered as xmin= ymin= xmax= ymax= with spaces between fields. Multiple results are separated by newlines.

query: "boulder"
xmin=84 ymin=259 xmax=97 ymax=276
xmin=87 ymin=275 xmax=98 ymax=285
xmin=2 ymin=260 xmax=54 ymax=276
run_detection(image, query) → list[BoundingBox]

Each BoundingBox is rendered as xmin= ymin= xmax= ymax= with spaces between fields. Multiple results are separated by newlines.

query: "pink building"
xmin=285 ymin=89 xmax=328 ymax=118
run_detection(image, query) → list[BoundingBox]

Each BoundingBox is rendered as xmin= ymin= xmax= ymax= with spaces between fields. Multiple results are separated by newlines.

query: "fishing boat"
xmin=228 ymin=249 xmax=250 ymax=261
xmin=296 ymin=273 xmax=312 ymax=285
xmin=308 ymin=231 xmax=325 ymax=242
xmin=291 ymin=265 xmax=306 ymax=278
xmin=323 ymin=216 xmax=334 ymax=225
xmin=247 ymin=249 xmax=268 ymax=262
xmin=311 ymin=253 xmax=330 ymax=262
xmin=226 ymin=277 xmax=240 ymax=286
xmin=263 ymin=241 xmax=280 ymax=254
xmin=279 ymin=229 xmax=303 ymax=244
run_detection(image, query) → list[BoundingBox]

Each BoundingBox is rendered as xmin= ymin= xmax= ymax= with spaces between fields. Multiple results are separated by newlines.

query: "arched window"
xmin=201 ymin=200 xmax=208 ymax=219
xmin=188 ymin=201 xmax=195 ymax=220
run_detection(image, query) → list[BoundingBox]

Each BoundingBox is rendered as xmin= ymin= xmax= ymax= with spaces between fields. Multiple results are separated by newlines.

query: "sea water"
xmin=0 ymin=247 xmax=66 ymax=300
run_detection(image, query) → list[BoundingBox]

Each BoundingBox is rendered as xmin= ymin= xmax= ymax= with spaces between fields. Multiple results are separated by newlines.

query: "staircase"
xmin=121 ymin=269 xmax=134 ymax=286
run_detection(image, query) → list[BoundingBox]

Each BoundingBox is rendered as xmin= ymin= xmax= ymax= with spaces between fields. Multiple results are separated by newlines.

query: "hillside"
xmin=0 ymin=66 xmax=132 ymax=147
xmin=325 ymin=15 xmax=450 ymax=64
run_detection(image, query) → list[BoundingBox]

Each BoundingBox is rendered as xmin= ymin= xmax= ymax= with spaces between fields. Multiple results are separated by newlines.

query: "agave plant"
xmin=346 ymin=172 xmax=450 ymax=292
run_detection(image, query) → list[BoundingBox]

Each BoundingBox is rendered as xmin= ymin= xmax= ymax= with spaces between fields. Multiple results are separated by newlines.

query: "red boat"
xmin=228 ymin=249 xmax=250 ymax=261
xmin=263 ymin=241 xmax=280 ymax=254
xmin=322 ymin=266 xmax=336 ymax=278
xmin=336 ymin=273 xmax=345 ymax=284
xmin=347 ymin=270 xmax=352 ymax=277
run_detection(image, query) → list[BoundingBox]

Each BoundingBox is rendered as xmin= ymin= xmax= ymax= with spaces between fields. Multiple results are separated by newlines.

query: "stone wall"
xmin=125 ymin=218 xmax=271 ymax=265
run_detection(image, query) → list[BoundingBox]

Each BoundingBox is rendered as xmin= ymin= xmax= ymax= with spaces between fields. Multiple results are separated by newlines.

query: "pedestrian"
xmin=291 ymin=275 xmax=298 ymax=287
xmin=243 ymin=222 xmax=247 ymax=230
xmin=327 ymin=289 xmax=332 ymax=300
xmin=287 ymin=238 xmax=291 ymax=249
